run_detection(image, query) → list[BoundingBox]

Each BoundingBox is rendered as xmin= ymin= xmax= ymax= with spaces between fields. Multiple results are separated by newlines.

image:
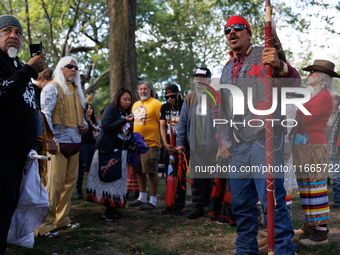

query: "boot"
xmin=294 ymin=221 xmax=315 ymax=236
xmin=299 ymin=229 xmax=329 ymax=246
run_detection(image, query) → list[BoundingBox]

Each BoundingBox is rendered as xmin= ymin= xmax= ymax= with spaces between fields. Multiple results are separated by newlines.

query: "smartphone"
xmin=29 ymin=42 xmax=44 ymax=57
xmin=90 ymin=89 xmax=95 ymax=95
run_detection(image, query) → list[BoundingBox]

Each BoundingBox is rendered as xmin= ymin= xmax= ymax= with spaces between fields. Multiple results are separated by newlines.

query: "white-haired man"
xmin=35 ymin=56 xmax=88 ymax=238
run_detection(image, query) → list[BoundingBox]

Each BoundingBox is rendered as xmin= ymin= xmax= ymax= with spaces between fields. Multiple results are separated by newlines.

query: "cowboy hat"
xmin=302 ymin=59 xmax=340 ymax=78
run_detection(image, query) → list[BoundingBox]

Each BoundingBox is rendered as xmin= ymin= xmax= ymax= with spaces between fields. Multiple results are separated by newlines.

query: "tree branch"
xmin=24 ymin=0 xmax=32 ymax=45
xmin=69 ymin=45 xmax=102 ymax=53
xmin=84 ymin=69 xmax=110 ymax=94
xmin=40 ymin=0 xmax=60 ymax=58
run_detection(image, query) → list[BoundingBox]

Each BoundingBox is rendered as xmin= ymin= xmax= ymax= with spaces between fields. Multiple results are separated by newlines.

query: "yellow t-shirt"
xmin=132 ymin=97 xmax=162 ymax=148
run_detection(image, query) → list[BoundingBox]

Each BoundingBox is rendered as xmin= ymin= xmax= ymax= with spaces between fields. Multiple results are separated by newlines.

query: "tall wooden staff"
xmin=264 ymin=0 xmax=275 ymax=254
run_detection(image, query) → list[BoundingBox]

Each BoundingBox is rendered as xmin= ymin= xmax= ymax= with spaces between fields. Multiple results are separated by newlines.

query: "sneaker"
xmin=42 ymin=229 xmax=61 ymax=238
xmin=128 ymin=199 xmax=146 ymax=207
xmin=187 ymin=208 xmax=204 ymax=219
xmin=103 ymin=211 xmax=118 ymax=222
xmin=106 ymin=207 xmax=123 ymax=218
xmin=334 ymin=201 xmax=340 ymax=208
xmin=140 ymin=202 xmax=156 ymax=210
xmin=64 ymin=222 xmax=80 ymax=230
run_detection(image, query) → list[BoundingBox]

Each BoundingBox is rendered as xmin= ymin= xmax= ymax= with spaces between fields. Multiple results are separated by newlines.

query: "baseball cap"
xmin=165 ymin=84 xmax=179 ymax=95
xmin=193 ymin=67 xmax=212 ymax=78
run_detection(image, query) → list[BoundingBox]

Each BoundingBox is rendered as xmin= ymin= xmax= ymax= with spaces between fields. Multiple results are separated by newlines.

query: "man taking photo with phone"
xmin=0 ymin=14 xmax=46 ymax=254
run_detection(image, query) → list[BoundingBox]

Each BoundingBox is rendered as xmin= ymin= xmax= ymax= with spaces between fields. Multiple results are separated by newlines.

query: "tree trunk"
xmin=25 ymin=0 xmax=32 ymax=44
xmin=108 ymin=0 xmax=138 ymax=102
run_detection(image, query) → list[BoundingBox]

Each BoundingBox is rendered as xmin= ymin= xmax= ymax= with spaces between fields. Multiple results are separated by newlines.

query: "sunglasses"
xmin=166 ymin=94 xmax=176 ymax=100
xmin=224 ymin=24 xmax=247 ymax=35
xmin=64 ymin=64 xmax=79 ymax=71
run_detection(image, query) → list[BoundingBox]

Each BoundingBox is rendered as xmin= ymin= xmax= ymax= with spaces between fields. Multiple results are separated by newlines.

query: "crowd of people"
xmin=1 ymin=13 xmax=340 ymax=255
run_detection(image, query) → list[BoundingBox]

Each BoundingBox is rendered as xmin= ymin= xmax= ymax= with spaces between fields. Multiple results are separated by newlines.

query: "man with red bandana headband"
xmin=218 ymin=15 xmax=300 ymax=254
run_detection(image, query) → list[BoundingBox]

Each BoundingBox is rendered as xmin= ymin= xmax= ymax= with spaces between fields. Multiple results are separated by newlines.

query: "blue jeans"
xmin=330 ymin=157 xmax=340 ymax=202
xmin=230 ymin=134 xmax=295 ymax=255
xmin=77 ymin=144 xmax=94 ymax=194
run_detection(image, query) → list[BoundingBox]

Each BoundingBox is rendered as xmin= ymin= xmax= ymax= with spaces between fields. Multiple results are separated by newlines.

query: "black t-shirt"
xmin=160 ymin=102 xmax=182 ymax=141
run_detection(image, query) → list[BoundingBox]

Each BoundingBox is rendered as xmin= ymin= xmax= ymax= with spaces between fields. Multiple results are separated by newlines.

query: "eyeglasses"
xmin=64 ymin=64 xmax=79 ymax=71
xmin=224 ymin=24 xmax=247 ymax=35
xmin=165 ymin=94 xmax=176 ymax=100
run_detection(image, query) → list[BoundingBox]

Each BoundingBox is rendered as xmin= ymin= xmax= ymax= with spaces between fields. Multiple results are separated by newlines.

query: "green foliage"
xmin=0 ymin=0 xmax=109 ymax=89
xmin=90 ymin=85 xmax=111 ymax=119
xmin=136 ymin=0 xmax=222 ymax=92
xmin=1 ymin=0 xmax=339 ymax=97
xmin=135 ymin=0 xmax=326 ymax=95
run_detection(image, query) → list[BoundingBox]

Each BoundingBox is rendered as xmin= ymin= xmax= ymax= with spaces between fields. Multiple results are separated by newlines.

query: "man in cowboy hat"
xmin=0 ymin=14 xmax=46 ymax=253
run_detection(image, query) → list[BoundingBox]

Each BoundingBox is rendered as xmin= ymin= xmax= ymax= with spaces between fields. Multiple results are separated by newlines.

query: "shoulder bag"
xmin=98 ymin=144 xmax=124 ymax=182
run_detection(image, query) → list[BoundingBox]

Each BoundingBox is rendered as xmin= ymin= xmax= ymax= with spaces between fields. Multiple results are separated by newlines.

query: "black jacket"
xmin=0 ymin=49 xmax=38 ymax=160
xmin=96 ymin=105 xmax=133 ymax=152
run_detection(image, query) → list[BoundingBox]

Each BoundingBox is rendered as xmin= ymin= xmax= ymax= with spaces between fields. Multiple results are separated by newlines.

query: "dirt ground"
xmin=66 ymin=188 xmax=340 ymax=255
xmin=6 ymin=184 xmax=340 ymax=255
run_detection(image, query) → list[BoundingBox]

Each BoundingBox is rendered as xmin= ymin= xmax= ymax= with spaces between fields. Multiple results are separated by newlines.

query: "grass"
xmin=6 ymin=175 xmax=340 ymax=255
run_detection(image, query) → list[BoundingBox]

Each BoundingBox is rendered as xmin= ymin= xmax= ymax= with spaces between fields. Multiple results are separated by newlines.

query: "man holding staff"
xmin=218 ymin=15 xmax=300 ymax=254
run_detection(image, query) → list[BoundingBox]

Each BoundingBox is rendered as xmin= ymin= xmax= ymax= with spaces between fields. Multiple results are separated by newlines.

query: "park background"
xmin=2 ymin=0 xmax=340 ymax=254
xmin=6 ymin=177 xmax=340 ymax=254
xmin=2 ymin=0 xmax=339 ymax=111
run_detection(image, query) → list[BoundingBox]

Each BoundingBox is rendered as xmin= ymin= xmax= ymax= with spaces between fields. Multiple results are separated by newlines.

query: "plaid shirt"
xmin=328 ymin=110 xmax=340 ymax=158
